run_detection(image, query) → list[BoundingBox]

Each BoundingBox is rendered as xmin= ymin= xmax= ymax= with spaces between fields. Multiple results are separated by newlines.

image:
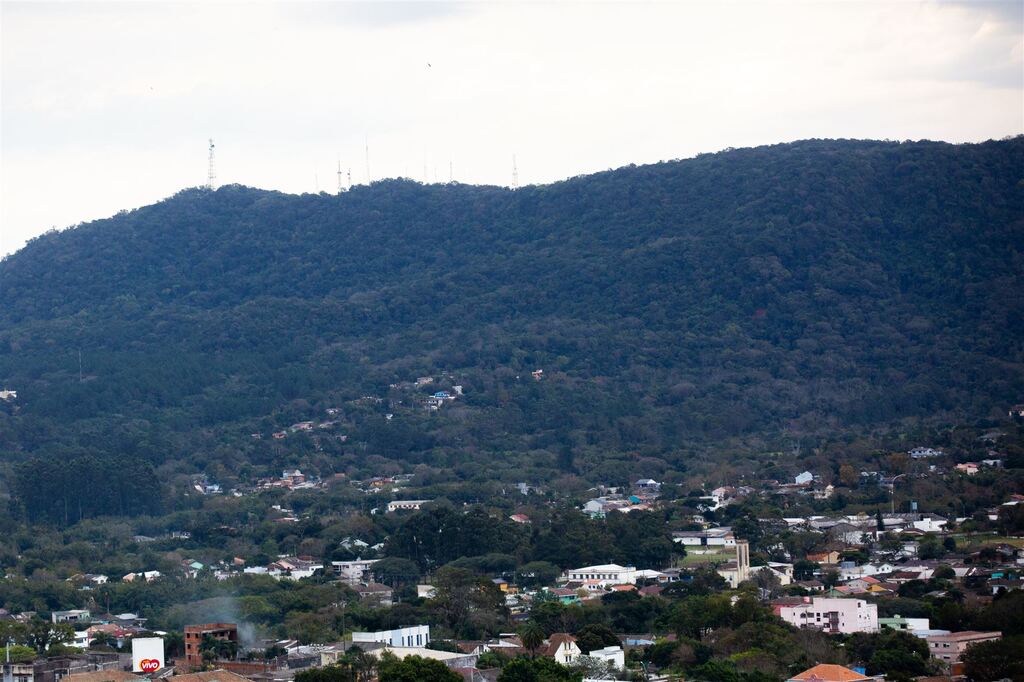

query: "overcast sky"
xmin=1 ymin=0 xmax=1022 ymax=256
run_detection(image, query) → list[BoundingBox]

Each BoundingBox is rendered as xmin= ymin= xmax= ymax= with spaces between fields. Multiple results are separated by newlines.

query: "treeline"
xmin=12 ymin=455 xmax=164 ymax=522
xmin=382 ymin=504 xmax=676 ymax=572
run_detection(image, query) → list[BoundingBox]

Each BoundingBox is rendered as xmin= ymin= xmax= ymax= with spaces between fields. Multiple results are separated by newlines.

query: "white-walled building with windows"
xmin=352 ymin=625 xmax=430 ymax=648
xmin=777 ymin=597 xmax=878 ymax=634
xmin=563 ymin=564 xmax=637 ymax=587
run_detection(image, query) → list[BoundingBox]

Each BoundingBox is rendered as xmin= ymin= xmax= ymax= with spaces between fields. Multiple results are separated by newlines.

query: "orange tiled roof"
xmin=789 ymin=664 xmax=873 ymax=681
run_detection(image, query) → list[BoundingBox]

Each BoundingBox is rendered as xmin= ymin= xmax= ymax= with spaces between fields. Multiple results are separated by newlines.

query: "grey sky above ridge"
xmin=2 ymin=0 xmax=1022 ymax=257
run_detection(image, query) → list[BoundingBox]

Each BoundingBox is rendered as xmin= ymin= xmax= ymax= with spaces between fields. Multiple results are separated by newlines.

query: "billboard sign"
xmin=132 ymin=637 xmax=165 ymax=673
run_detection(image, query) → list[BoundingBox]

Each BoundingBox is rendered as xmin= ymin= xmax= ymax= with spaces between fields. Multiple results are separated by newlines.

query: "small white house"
xmin=543 ymin=634 xmax=581 ymax=665
xmin=587 ymin=645 xmax=625 ymax=669
xmin=51 ymin=609 xmax=90 ymax=624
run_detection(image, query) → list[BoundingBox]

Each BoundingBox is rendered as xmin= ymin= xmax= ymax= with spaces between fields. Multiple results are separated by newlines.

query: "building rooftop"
xmin=788 ymin=664 xmax=873 ymax=681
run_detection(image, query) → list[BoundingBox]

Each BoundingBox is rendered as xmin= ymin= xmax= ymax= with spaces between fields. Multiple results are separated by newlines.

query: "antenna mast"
xmin=365 ymin=137 xmax=371 ymax=184
xmin=512 ymin=154 xmax=519 ymax=190
xmin=337 ymin=158 xmax=344 ymax=194
xmin=207 ymin=139 xmax=217 ymax=190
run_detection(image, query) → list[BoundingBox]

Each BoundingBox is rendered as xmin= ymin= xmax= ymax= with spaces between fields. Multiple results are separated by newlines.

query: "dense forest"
xmin=1 ymin=138 xmax=1023 ymax=519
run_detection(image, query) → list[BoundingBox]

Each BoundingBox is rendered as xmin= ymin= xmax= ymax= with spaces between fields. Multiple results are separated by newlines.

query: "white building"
xmin=331 ymin=559 xmax=378 ymax=585
xmin=386 ymin=500 xmax=429 ymax=512
xmin=778 ymin=597 xmax=878 ymax=634
xmin=542 ymin=634 xmax=581 ymax=665
xmin=912 ymin=517 xmax=947 ymax=533
xmin=72 ymin=630 xmax=90 ymax=649
xmin=587 ymin=645 xmax=625 ymax=669
xmin=752 ymin=563 xmax=793 ymax=586
xmin=51 ymin=609 xmax=90 ymax=624
xmin=880 ymin=615 xmax=931 ymax=633
xmin=563 ymin=564 xmax=637 ymax=587
xmin=352 ymin=625 xmax=430 ymax=648
xmin=671 ymin=527 xmax=736 ymax=547
xmin=839 ymin=562 xmax=898 ymax=582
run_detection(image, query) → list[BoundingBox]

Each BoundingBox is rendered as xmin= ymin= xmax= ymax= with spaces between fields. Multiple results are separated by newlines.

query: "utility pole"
xmin=890 ymin=473 xmax=907 ymax=514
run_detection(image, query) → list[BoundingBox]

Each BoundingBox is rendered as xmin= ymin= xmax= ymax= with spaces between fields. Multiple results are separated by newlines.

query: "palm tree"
xmin=517 ymin=621 xmax=545 ymax=658
xmin=342 ymin=648 xmax=376 ymax=682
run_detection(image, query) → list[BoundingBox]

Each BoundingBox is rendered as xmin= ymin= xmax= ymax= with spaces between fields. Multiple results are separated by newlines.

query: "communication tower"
xmin=365 ymin=137 xmax=371 ymax=184
xmin=207 ymin=139 xmax=217 ymax=190
xmin=512 ymin=154 xmax=519 ymax=190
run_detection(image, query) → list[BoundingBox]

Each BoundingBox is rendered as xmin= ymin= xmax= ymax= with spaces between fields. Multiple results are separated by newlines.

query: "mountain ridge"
xmin=1 ymin=137 xmax=1022 ymax=478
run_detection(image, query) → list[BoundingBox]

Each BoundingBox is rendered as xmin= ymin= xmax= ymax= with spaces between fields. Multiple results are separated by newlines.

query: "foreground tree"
xmin=963 ymin=636 xmax=1024 ymax=682
xmin=518 ymin=622 xmax=546 ymax=657
xmin=377 ymin=652 xmax=461 ymax=682
xmin=496 ymin=657 xmax=581 ymax=682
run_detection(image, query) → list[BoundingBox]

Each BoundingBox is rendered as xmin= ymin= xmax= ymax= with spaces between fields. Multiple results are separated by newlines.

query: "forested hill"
xmin=1 ymin=138 xmax=1023 ymax=491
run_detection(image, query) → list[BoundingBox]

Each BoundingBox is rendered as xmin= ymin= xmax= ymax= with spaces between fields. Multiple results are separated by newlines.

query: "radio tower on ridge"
xmin=512 ymin=154 xmax=519 ymax=190
xmin=207 ymin=139 xmax=217 ymax=190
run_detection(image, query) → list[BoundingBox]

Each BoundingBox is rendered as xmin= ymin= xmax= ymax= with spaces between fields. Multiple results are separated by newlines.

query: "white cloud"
xmin=2 ymin=0 xmax=1021 ymax=256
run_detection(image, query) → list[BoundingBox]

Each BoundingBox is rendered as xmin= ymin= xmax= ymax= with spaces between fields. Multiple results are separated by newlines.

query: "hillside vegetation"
xmin=1 ymin=138 xmax=1022 ymax=519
